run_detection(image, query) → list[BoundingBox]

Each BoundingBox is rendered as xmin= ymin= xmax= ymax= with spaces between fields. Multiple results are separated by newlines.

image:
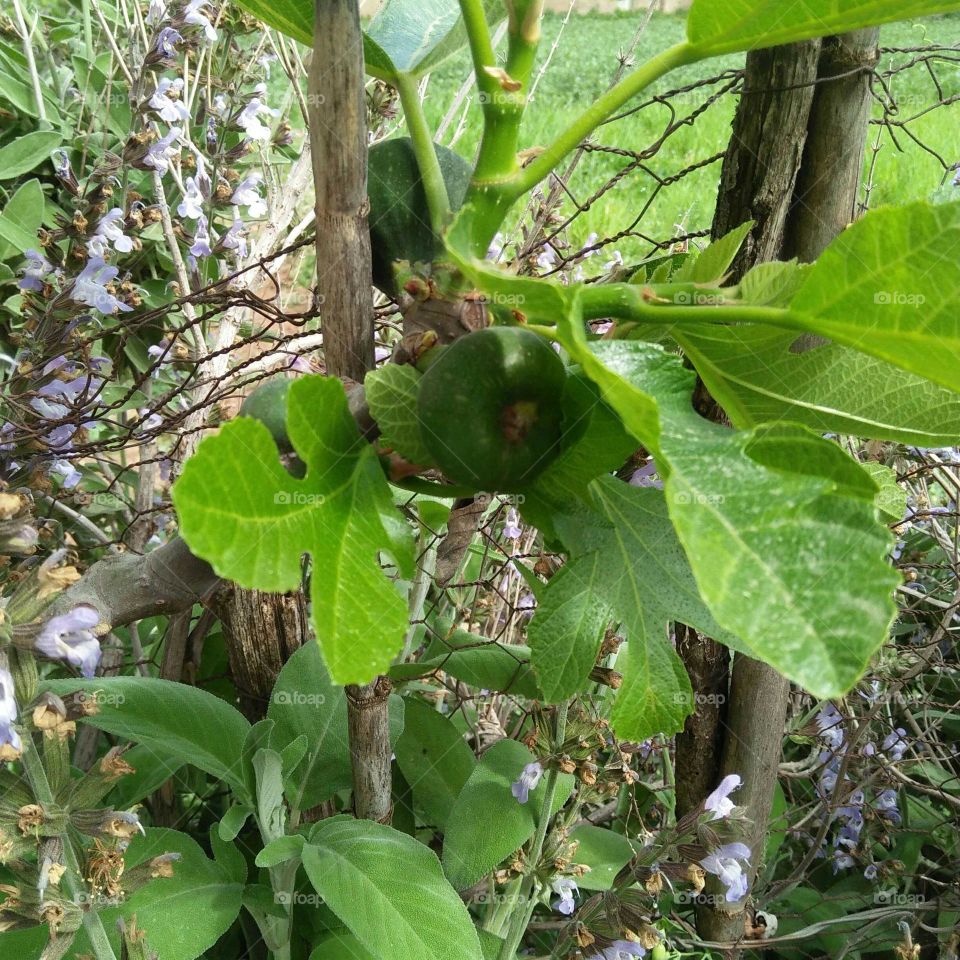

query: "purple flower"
xmin=629 ymin=460 xmax=662 ymax=488
xmin=177 ymin=175 xmax=206 ymax=219
xmin=18 ymin=249 xmax=52 ymax=292
xmin=137 ymin=409 xmax=164 ymax=433
xmin=517 ymin=592 xmax=536 ymax=618
xmin=864 ymin=863 xmax=878 ymax=880
xmin=503 ymin=507 xmax=522 ymax=540
xmin=590 ymin=942 xmax=646 ymax=960
xmin=832 ymin=846 xmax=855 ymax=873
xmin=49 ymin=459 xmax=82 ymax=489
xmin=189 ymin=215 xmax=214 ymax=258
xmin=552 ymin=877 xmax=578 ymax=915
xmin=487 ymin=232 xmax=505 ymax=260
xmin=603 ymin=250 xmax=624 ymax=272
xmin=146 ymin=0 xmax=168 ymax=24
xmin=236 ymin=96 xmax=275 ymax=142
xmin=93 ymin=208 xmax=134 ymax=254
xmin=876 ymin=789 xmax=901 ymax=825
xmin=535 ymin=246 xmax=557 ymax=271
xmin=511 ymin=761 xmax=543 ymax=804
xmin=72 ymin=257 xmax=132 ymax=314
xmin=704 ymin=773 xmax=742 ymax=821
xmin=184 ymin=0 xmax=217 ymax=42
xmin=231 ymin=173 xmax=267 ymax=217
xmin=154 ymin=26 xmax=182 ymax=58
xmin=882 ymin=728 xmax=908 ymax=762
xmin=149 ymin=77 xmax=189 ymax=123
xmin=0 ymin=664 xmax=21 ymax=759
xmin=35 ymin=605 xmax=102 ymax=678
xmin=220 ymin=212 xmax=248 ymax=258
xmin=700 ymin=842 xmax=751 ymax=903
xmin=144 ymin=126 xmax=182 ymax=174
xmin=816 ymin=703 xmax=845 ymax=750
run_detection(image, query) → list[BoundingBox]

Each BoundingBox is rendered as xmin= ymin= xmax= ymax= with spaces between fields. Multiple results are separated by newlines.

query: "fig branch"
xmin=394 ymin=70 xmax=451 ymax=234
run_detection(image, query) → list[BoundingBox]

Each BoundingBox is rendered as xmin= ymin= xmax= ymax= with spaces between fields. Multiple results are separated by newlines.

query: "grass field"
xmin=419 ymin=12 xmax=960 ymax=264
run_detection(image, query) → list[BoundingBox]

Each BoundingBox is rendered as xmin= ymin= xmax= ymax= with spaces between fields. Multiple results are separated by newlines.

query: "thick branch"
xmin=309 ymin=0 xmax=374 ymax=380
xmin=783 ymin=28 xmax=880 ymax=261
xmin=56 ymin=536 xmax=218 ymax=627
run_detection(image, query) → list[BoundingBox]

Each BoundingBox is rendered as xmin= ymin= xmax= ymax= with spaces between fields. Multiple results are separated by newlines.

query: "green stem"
xmin=511 ymin=41 xmax=699 ymax=199
xmin=458 ymin=0 xmax=499 ymax=99
xmin=496 ymin=703 xmax=569 ymax=960
xmin=394 ymin=71 xmax=450 ymax=234
xmin=484 ymin=873 xmax=522 ymax=936
xmin=21 ymin=739 xmax=119 ymax=960
xmin=579 ymin=282 xmax=791 ymax=328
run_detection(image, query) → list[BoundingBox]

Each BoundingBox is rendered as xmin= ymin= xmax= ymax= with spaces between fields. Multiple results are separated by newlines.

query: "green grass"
xmin=421 ymin=12 xmax=960 ymax=265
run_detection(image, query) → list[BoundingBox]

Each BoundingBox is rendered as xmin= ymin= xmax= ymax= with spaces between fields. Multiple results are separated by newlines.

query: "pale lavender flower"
xmin=72 ymin=257 xmax=132 ymax=314
xmin=149 ymin=77 xmax=189 ymax=123
xmin=220 ymin=212 xmax=248 ymax=258
xmin=137 ymin=409 xmax=164 ymax=433
xmin=536 ymin=246 xmax=557 ymax=271
xmin=552 ymin=877 xmax=579 ymax=916
xmin=35 ymin=605 xmax=102 ymax=678
xmin=257 ymin=53 xmax=277 ymax=78
xmin=487 ymin=232 xmax=505 ymax=260
xmin=231 ymin=173 xmax=267 ymax=217
xmin=503 ymin=507 xmax=522 ymax=540
xmin=876 ymin=789 xmax=901 ymax=825
xmin=93 ymin=208 xmax=134 ymax=254
xmin=189 ymin=215 xmax=214 ymax=258
xmin=629 ymin=461 xmax=662 ymax=489
xmin=144 ymin=126 xmax=182 ymax=174
xmin=0 ymin=664 xmax=21 ymax=758
xmin=18 ymin=249 xmax=52 ymax=292
xmin=704 ymin=773 xmax=742 ymax=821
xmin=177 ymin=176 xmax=206 ymax=219
xmin=581 ymin=231 xmax=599 ymax=257
xmin=184 ymin=0 xmax=217 ymax=42
xmin=236 ymin=96 xmax=275 ymax=141
xmin=511 ymin=761 xmax=543 ymax=804
xmin=146 ymin=0 xmax=168 ymax=24
xmin=700 ymin=842 xmax=751 ymax=903
xmin=603 ymin=250 xmax=624 ymax=272
xmin=864 ymin=863 xmax=878 ymax=880
xmin=205 ymin=115 xmax=218 ymax=148
xmin=882 ymin=727 xmax=908 ymax=762
xmin=517 ymin=592 xmax=536 ymax=618
xmin=51 ymin=149 xmax=79 ymax=194
xmin=49 ymin=459 xmax=82 ymax=489
xmin=815 ymin=703 xmax=845 ymax=750
xmin=154 ymin=26 xmax=182 ymax=58
xmin=832 ymin=845 xmax=855 ymax=873
xmin=589 ymin=942 xmax=646 ymax=960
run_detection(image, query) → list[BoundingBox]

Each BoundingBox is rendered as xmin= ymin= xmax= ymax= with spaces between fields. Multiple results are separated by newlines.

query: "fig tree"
xmin=367 ymin=137 xmax=472 ymax=296
xmin=239 ymin=378 xmax=292 ymax=452
xmin=416 ymin=327 xmax=567 ymax=491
